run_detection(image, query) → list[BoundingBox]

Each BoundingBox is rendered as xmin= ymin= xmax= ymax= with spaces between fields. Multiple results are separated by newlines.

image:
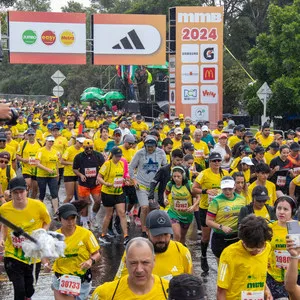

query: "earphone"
xmin=274 ymin=196 xmax=297 ymax=216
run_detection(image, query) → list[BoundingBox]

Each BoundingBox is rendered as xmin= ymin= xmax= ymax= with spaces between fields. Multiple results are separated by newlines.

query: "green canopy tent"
xmin=80 ymin=91 xmax=103 ymax=102
xmin=83 ymin=87 xmax=105 ymax=95
xmin=147 ymin=62 xmax=169 ymax=69
xmin=100 ymin=91 xmax=125 ymax=109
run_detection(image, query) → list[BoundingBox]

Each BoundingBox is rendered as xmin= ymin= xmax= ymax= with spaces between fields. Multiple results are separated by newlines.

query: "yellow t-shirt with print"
xmin=92 ymin=274 xmax=169 ymax=300
xmin=218 ymin=240 xmax=271 ymax=300
xmin=0 ymin=166 xmax=16 ymax=191
xmin=99 ymin=160 xmax=125 ymax=195
xmin=254 ymin=205 xmax=271 ymax=220
xmin=53 ymin=225 xmax=100 ymax=276
xmin=15 ymin=122 xmax=28 ymax=135
xmin=257 ymin=134 xmax=274 ymax=149
xmin=36 ymin=147 xmax=59 ymax=177
xmin=248 ymin=180 xmax=276 ymax=206
xmin=230 ymin=157 xmax=241 ymax=170
xmin=119 ymin=145 xmax=136 ymax=163
xmin=94 ymin=138 xmax=112 ymax=153
xmin=195 ymin=168 xmax=229 ymax=209
xmin=0 ymin=198 xmax=51 ymax=264
xmin=84 ymin=120 xmax=98 ymax=130
xmin=62 ymin=145 xmax=84 ymax=176
xmin=264 ymin=151 xmax=279 ymax=166
xmin=53 ymin=136 xmax=68 ymax=169
xmin=192 ymin=140 xmax=209 ymax=169
xmin=17 ymin=140 xmax=41 ymax=176
xmin=131 ymin=121 xmax=149 ymax=138
xmin=115 ymin=240 xmax=192 ymax=281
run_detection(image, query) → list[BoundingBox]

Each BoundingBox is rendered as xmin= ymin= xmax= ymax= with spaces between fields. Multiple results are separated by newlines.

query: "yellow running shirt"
xmin=53 ymin=136 xmax=68 ymax=169
xmin=94 ymin=138 xmax=112 ymax=153
xmin=119 ymin=145 xmax=136 ymax=163
xmin=228 ymin=135 xmax=241 ymax=149
xmin=254 ymin=206 xmax=270 ymax=220
xmin=92 ymin=274 xmax=168 ymax=300
xmin=195 ymin=168 xmax=229 ymax=209
xmin=192 ymin=140 xmax=209 ymax=170
xmin=248 ymin=180 xmax=276 ymax=206
xmin=114 ymin=240 xmax=192 ymax=281
xmin=53 ymin=225 xmax=100 ymax=276
xmin=0 ymin=166 xmax=16 ymax=191
xmin=62 ymin=145 xmax=83 ymax=176
xmin=230 ymin=167 xmax=250 ymax=183
xmin=99 ymin=160 xmax=125 ymax=195
xmin=36 ymin=147 xmax=60 ymax=177
xmin=218 ymin=240 xmax=271 ymax=300
xmin=0 ymin=198 xmax=51 ymax=264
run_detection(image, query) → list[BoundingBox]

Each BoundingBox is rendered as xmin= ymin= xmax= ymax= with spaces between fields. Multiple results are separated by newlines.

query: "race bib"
xmin=85 ymin=167 xmax=96 ymax=178
xmin=241 ymin=291 xmax=264 ymax=300
xmin=293 ymin=167 xmax=300 ymax=174
xmin=276 ymin=176 xmax=286 ymax=187
xmin=114 ymin=177 xmax=123 ymax=188
xmin=275 ymin=250 xmax=290 ymax=269
xmin=28 ymin=157 xmax=37 ymax=165
xmin=195 ymin=150 xmax=204 ymax=158
xmin=11 ymin=232 xmax=25 ymax=249
xmin=59 ymin=275 xmax=81 ymax=296
xmin=174 ymin=200 xmax=188 ymax=210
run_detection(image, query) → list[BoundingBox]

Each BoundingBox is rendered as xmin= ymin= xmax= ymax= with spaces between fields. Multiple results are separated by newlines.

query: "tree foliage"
xmin=14 ymin=0 xmax=51 ymax=11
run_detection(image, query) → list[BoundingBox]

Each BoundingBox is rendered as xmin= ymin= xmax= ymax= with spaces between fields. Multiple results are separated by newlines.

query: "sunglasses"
xmin=85 ymin=147 xmax=93 ymax=150
xmin=0 ymin=160 xmax=8 ymax=164
xmin=211 ymin=159 xmax=222 ymax=162
xmin=128 ymin=142 xmax=134 ymax=145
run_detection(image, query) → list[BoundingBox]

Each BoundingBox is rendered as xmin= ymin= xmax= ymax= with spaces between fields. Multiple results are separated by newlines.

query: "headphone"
xmin=274 ymin=196 xmax=297 ymax=216
xmin=171 ymin=166 xmax=186 ymax=180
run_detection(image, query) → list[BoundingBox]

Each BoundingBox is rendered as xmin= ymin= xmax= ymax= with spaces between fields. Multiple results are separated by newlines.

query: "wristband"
xmin=290 ymin=255 xmax=300 ymax=259
xmin=202 ymin=189 xmax=207 ymax=194
xmin=219 ymin=224 xmax=223 ymax=230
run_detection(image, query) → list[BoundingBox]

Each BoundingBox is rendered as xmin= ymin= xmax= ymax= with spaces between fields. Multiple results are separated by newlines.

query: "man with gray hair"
xmin=91 ymin=237 xmax=169 ymax=299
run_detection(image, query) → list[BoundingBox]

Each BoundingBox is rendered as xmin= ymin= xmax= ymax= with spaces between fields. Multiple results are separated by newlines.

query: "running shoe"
xmin=123 ymin=236 xmax=130 ymax=246
xmin=99 ymin=235 xmax=111 ymax=245
xmin=200 ymin=256 xmax=209 ymax=273
xmin=114 ymin=222 xmax=122 ymax=235
xmin=107 ymin=229 xmax=115 ymax=238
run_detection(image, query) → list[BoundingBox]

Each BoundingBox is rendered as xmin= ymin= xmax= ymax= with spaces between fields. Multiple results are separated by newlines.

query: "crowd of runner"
xmin=0 ymin=100 xmax=300 ymax=299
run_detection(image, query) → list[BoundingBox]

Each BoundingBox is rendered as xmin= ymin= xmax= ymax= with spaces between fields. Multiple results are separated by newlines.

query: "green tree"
xmin=61 ymin=1 xmax=86 ymax=13
xmin=14 ymin=0 xmax=51 ymax=11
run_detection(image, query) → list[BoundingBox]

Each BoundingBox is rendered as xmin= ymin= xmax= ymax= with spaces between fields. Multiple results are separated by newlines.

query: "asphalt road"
xmin=0 ymin=186 xmax=218 ymax=299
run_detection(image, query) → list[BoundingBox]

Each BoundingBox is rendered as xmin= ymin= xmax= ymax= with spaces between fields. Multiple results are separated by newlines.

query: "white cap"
xmin=174 ymin=128 xmax=183 ymax=135
xmin=46 ymin=135 xmax=55 ymax=142
xmin=221 ymin=178 xmax=235 ymax=189
xmin=201 ymin=125 xmax=209 ymax=132
xmin=76 ymin=137 xmax=86 ymax=143
xmin=241 ymin=157 xmax=254 ymax=166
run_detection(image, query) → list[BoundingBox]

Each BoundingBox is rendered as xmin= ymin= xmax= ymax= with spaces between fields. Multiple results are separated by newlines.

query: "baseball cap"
xmin=241 ymin=157 xmax=254 ymax=166
xmin=254 ymin=146 xmax=265 ymax=153
xmin=51 ymin=125 xmax=60 ymax=131
xmin=58 ymin=203 xmax=79 ymax=219
xmin=269 ymin=142 xmax=280 ymax=150
xmin=241 ymin=146 xmax=252 ymax=154
xmin=123 ymin=135 xmax=135 ymax=144
xmin=113 ymin=128 xmax=122 ymax=136
xmin=290 ymin=142 xmax=300 ymax=151
xmin=219 ymin=133 xmax=228 ymax=139
xmin=0 ymin=133 xmax=7 ymax=141
xmin=106 ymin=111 xmax=113 ymax=117
xmin=111 ymin=146 xmax=122 ymax=156
xmin=287 ymin=129 xmax=296 ymax=135
xmin=136 ymin=114 xmax=142 ymax=120
xmin=252 ymin=185 xmax=270 ymax=201
xmin=0 ymin=151 xmax=10 ymax=160
xmin=83 ymin=139 xmax=94 ymax=147
xmin=235 ymin=124 xmax=245 ymax=131
xmin=221 ymin=176 xmax=235 ymax=189
xmin=183 ymin=142 xmax=194 ymax=151
xmin=9 ymin=176 xmax=27 ymax=191
xmin=174 ymin=128 xmax=183 ymax=135
xmin=26 ymin=128 xmax=36 ymax=135
xmin=244 ymin=131 xmax=253 ymax=137
xmin=46 ymin=135 xmax=55 ymax=142
xmin=201 ymin=125 xmax=209 ymax=132
xmin=249 ymin=138 xmax=258 ymax=144
xmin=209 ymin=152 xmax=222 ymax=161
xmin=146 ymin=210 xmax=173 ymax=236
xmin=76 ymin=136 xmax=86 ymax=143
xmin=144 ymin=135 xmax=157 ymax=145
xmin=31 ymin=121 xmax=39 ymax=127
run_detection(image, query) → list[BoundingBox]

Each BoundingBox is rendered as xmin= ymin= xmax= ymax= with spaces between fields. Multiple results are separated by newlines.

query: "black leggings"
xmin=4 ymin=257 xmax=41 ymax=300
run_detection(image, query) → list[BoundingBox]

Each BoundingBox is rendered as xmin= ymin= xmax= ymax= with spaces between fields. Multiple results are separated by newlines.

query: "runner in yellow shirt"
xmin=0 ymin=152 xmax=16 ymax=203
xmin=192 ymin=129 xmax=209 ymax=171
xmin=264 ymin=142 xmax=280 ymax=165
xmin=171 ymin=127 xmax=183 ymax=150
xmin=230 ymin=156 xmax=253 ymax=183
xmin=0 ymin=132 xmax=17 ymax=171
xmin=217 ymin=215 xmax=273 ymax=300
xmin=131 ymin=115 xmax=149 ymax=138
xmin=257 ymin=123 xmax=274 ymax=149
xmin=94 ymin=126 xmax=112 ymax=154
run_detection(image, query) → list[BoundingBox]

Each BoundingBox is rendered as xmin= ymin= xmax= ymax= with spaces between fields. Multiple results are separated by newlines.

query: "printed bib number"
xmin=275 ymin=250 xmax=290 ymax=269
xmin=11 ymin=232 xmax=25 ymax=249
xmin=59 ymin=275 xmax=81 ymax=296
xmin=276 ymin=176 xmax=286 ymax=187
xmin=195 ymin=150 xmax=204 ymax=158
xmin=174 ymin=200 xmax=188 ymax=210
xmin=84 ymin=167 xmax=96 ymax=178
xmin=241 ymin=291 xmax=264 ymax=300
xmin=28 ymin=157 xmax=37 ymax=165
xmin=114 ymin=177 xmax=123 ymax=188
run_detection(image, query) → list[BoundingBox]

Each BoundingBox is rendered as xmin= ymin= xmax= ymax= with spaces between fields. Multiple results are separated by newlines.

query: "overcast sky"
xmin=51 ymin=0 xmax=91 ymax=12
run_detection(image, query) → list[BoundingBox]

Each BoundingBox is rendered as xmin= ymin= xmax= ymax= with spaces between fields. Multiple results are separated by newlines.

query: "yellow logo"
xmin=60 ymin=30 xmax=75 ymax=46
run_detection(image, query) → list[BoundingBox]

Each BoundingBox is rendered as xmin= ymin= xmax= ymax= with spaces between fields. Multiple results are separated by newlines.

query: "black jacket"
xmin=238 ymin=203 xmax=276 ymax=224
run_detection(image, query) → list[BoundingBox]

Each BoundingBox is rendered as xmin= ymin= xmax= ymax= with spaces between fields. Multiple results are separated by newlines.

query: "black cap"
xmin=58 ymin=203 xmax=79 ymax=219
xmin=287 ymin=129 xmax=296 ymax=135
xmin=249 ymin=138 xmax=258 ymax=144
xmin=183 ymin=142 xmax=194 ymax=151
xmin=136 ymin=114 xmax=142 ymax=120
xmin=0 ymin=133 xmax=7 ymax=141
xmin=9 ymin=176 xmax=27 ymax=191
xmin=0 ymin=151 xmax=10 ymax=160
xmin=209 ymin=152 xmax=222 ymax=161
xmin=290 ymin=142 xmax=300 ymax=151
xmin=146 ymin=210 xmax=173 ymax=236
xmin=252 ymin=186 xmax=270 ymax=201
xmin=235 ymin=124 xmax=245 ymax=131
xmin=51 ymin=124 xmax=60 ymax=131
xmin=254 ymin=146 xmax=265 ymax=153
xmin=111 ymin=146 xmax=122 ymax=156
xmin=244 ymin=131 xmax=253 ymax=137
xmin=269 ymin=142 xmax=280 ymax=150
xmin=113 ymin=128 xmax=122 ymax=135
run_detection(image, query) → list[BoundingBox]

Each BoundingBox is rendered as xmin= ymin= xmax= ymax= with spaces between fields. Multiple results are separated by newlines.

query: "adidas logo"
xmin=113 ymin=29 xmax=145 ymax=50
xmin=78 ymin=241 xmax=84 ymax=246
xmin=171 ymin=266 xmax=178 ymax=272
xmin=30 ymin=219 xmax=35 ymax=223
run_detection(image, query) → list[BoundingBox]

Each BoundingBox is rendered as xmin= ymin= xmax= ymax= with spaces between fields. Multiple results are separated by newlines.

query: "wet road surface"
xmin=0 ymin=188 xmax=218 ymax=299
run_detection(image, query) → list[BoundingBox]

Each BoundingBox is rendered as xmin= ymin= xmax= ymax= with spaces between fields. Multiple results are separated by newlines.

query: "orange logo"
xmin=41 ymin=30 xmax=56 ymax=46
xmin=203 ymin=67 xmax=215 ymax=80
xmin=60 ymin=30 xmax=75 ymax=46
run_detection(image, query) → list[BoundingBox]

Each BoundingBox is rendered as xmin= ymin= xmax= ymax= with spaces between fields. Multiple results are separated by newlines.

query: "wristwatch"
xmin=219 ymin=224 xmax=223 ymax=230
xmin=202 ymin=189 xmax=207 ymax=194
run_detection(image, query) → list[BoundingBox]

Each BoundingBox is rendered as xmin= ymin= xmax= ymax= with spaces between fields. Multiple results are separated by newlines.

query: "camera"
xmin=287 ymin=220 xmax=300 ymax=247
xmin=0 ymin=108 xmax=19 ymax=126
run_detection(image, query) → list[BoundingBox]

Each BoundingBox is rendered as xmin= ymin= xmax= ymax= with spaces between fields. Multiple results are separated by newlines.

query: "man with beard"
xmin=114 ymin=210 xmax=193 ymax=281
